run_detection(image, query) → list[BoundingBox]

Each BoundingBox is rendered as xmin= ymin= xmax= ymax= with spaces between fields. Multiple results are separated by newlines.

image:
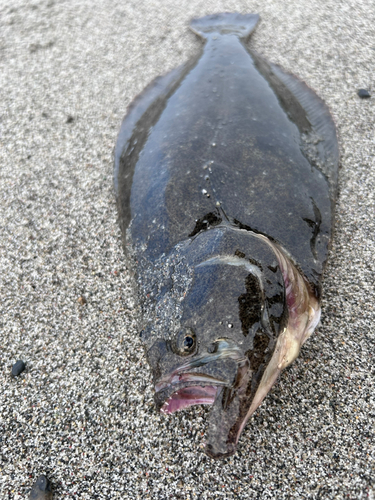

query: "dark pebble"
xmin=66 ymin=115 xmax=74 ymax=123
xmin=357 ymin=89 xmax=371 ymax=98
xmin=29 ymin=475 xmax=53 ymax=500
xmin=11 ymin=360 xmax=26 ymax=377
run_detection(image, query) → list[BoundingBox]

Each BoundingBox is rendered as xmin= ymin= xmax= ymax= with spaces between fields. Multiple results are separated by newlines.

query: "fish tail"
xmin=190 ymin=12 xmax=260 ymax=40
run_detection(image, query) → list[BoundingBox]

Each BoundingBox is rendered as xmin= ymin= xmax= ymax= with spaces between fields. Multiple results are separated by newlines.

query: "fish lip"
xmin=154 ymin=374 xmax=228 ymax=413
xmin=157 ymin=380 xmax=224 ymax=414
xmin=155 ymin=371 xmax=228 ymax=393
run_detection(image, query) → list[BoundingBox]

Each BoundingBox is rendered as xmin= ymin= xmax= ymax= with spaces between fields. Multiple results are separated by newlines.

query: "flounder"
xmin=114 ymin=13 xmax=338 ymax=458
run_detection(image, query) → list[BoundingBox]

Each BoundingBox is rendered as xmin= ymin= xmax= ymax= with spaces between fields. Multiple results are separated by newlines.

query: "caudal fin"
xmin=190 ymin=12 xmax=260 ymax=40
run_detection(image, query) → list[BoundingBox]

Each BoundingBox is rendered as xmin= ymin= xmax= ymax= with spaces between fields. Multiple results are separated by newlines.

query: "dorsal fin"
xmin=114 ymin=62 xmax=190 ymax=197
xmin=270 ymin=63 xmax=339 ymax=188
xmin=251 ymin=52 xmax=339 ymax=197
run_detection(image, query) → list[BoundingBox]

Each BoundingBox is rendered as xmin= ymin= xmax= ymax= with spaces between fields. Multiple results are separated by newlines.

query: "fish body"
xmin=114 ymin=13 xmax=338 ymax=458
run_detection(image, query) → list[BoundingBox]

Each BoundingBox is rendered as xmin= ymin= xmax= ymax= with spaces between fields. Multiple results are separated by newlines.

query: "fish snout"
xmin=146 ymin=338 xmax=170 ymax=382
xmin=205 ymin=387 xmax=242 ymax=459
xmin=205 ymin=441 xmax=237 ymax=460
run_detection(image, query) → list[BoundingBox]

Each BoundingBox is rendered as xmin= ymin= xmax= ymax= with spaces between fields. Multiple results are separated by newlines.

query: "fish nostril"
xmin=207 ymin=343 xmax=217 ymax=354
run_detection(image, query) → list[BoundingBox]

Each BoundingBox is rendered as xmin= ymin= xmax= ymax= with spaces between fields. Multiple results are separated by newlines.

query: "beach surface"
xmin=0 ymin=0 xmax=374 ymax=498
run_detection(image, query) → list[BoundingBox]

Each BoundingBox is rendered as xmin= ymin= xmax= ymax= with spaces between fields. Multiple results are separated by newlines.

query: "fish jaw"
xmin=154 ymin=342 xmax=254 ymax=459
xmin=204 ymin=358 xmax=253 ymax=459
xmin=232 ymin=238 xmax=322 ymax=445
xmin=204 ymin=291 xmax=320 ymax=459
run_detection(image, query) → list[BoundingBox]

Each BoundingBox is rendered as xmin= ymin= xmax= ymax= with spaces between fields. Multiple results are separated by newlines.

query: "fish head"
xmin=144 ymin=231 xmax=288 ymax=458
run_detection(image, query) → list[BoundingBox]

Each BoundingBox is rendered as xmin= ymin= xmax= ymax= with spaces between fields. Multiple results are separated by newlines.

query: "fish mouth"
xmin=155 ymin=338 xmax=247 ymax=413
xmin=154 ymin=338 xmax=252 ymax=457
xmin=159 ymin=383 xmax=220 ymax=414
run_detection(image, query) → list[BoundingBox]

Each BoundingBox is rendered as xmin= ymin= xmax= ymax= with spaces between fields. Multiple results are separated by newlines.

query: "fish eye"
xmin=183 ymin=336 xmax=194 ymax=349
xmin=173 ymin=328 xmax=196 ymax=356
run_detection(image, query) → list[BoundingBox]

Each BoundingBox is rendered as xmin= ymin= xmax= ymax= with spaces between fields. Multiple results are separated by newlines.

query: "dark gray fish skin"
xmin=29 ymin=475 xmax=53 ymax=500
xmin=114 ymin=13 xmax=338 ymax=459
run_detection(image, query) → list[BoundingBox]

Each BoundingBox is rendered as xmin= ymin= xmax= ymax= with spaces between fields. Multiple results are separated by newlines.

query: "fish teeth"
xmin=160 ymin=398 xmax=171 ymax=413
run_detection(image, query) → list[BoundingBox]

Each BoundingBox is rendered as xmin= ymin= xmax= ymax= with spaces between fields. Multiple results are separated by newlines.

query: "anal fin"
xmin=114 ymin=59 xmax=198 ymax=196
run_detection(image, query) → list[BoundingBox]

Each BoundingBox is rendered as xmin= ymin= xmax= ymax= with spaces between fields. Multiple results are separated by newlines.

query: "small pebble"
xmin=357 ymin=89 xmax=371 ymax=98
xmin=11 ymin=360 xmax=26 ymax=377
xmin=29 ymin=475 xmax=53 ymax=500
xmin=77 ymin=295 xmax=87 ymax=305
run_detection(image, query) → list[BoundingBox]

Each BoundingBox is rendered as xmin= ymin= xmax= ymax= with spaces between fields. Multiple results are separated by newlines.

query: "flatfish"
xmin=114 ymin=13 xmax=339 ymax=458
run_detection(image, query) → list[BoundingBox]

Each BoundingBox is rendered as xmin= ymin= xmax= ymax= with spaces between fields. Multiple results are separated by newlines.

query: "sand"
xmin=0 ymin=0 xmax=374 ymax=498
